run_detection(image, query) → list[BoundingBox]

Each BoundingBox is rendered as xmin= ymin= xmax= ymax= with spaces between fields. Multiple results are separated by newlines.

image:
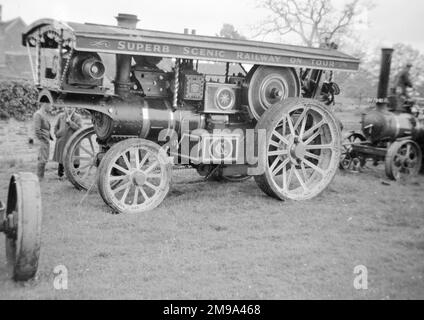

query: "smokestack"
xmin=115 ymin=13 xmax=139 ymax=29
xmin=114 ymin=13 xmax=139 ymax=97
xmin=191 ymin=29 xmax=196 ymax=35
xmin=184 ymin=28 xmax=189 ymax=34
xmin=377 ymin=48 xmax=394 ymax=106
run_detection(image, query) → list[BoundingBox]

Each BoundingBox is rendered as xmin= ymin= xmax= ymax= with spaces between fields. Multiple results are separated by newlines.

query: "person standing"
xmin=34 ymin=103 xmax=53 ymax=180
xmin=53 ymin=108 xmax=82 ymax=179
xmin=395 ymin=63 xmax=414 ymax=97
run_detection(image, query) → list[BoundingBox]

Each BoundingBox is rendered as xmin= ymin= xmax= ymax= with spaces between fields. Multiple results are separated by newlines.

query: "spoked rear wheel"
xmin=255 ymin=98 xmax=342 ymax=201
xmin=63 ymin=126 xmax=99 ymax=191
xmin=98 ymin=139 xmax=172 ymax=214
xmin=385 ymin=140 xmax=422 ymax=180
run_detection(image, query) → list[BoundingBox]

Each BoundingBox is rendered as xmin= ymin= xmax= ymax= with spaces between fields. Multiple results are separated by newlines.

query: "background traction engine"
xmin=340 ymin=48 xmax=424 ymax=180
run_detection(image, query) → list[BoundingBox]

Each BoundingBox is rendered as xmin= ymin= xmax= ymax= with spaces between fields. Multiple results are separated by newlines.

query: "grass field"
xmin=0 ymin=111 xmax=423 ymax=300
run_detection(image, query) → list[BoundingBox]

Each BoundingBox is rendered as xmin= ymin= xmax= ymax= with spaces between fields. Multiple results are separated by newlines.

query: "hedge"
xmin=0 ymin=81 xmax=38 ymax=121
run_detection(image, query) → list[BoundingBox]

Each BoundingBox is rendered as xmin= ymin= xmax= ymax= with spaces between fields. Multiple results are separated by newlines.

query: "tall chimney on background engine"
xmin=114 ymin=13 xmax=139 ymax=98
xmin=376 ymin=48 xmax=394 ymax=108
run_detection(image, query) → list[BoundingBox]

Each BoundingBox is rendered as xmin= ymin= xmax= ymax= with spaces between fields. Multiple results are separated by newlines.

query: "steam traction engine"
xmin=23 ymin=14 xmax=359 ymax=213
xmin=340 ymin=49 xmax=424 ymax=180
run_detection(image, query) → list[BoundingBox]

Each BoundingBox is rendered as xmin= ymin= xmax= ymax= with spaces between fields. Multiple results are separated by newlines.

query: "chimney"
xmin=114 ymin=13 xmax=139 ymax=97
xmin=191 ymin=29 xmax=196 ymax=35
xmin=377 ymin=48 xmax=394 ymax=108
xmin=184 ymin=28 xmax=189 ymax=35
xmin=115 ymin=13 xmax=139 ymax=29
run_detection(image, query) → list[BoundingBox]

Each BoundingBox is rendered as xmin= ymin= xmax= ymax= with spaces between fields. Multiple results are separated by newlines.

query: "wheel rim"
xmin=265 ymin=103 xmax=340 ymax=200
xmin=65 ymin=127 xmax=99 ymax=190
xmin=102 ymin=143 xmax=170 ymax=213
xmin=388 ymin=141 xmax=422 ymax=180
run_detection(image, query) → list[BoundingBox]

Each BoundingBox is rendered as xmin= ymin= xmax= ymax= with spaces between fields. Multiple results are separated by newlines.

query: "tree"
xmin=217 ymin=24 xmax=247 ymax=40
xmin=255 ymin=0 xmax=373 ymax=48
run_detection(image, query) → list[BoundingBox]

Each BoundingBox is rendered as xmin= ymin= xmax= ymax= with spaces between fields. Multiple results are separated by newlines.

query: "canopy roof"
xmin=22 ymin=18 xmax=360 ymax=71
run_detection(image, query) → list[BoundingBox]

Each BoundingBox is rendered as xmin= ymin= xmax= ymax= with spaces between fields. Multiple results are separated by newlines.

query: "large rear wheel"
xmin=254 ymin=98 xmax=342 ymax=201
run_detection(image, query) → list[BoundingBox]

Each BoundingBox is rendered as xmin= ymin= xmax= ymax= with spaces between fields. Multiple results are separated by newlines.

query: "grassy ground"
xmin=0 ymin=111 xmax=423 ymax=300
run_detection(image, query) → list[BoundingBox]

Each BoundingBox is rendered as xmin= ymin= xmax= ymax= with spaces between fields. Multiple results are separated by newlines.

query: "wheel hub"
xmin=132 ymin=171 xmax=147 ymax=186
xmin=289 ymin=138 xmax=306 ymax=161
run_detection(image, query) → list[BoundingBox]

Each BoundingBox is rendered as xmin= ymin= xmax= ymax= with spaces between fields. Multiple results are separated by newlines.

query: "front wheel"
xmin=254 ymin=98 xmax=342 ymax=201
xmin=63 ymin=126 xmax=99 ymax=191
xmin=98 ymin=139 xmax=172 ymax=214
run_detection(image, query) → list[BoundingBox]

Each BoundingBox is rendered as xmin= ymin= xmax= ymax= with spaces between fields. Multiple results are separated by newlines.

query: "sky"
xmin=1 ymin=0 xmax=424 ymax=52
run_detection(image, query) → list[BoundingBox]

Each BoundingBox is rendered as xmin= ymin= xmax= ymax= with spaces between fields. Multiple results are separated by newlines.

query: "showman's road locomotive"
xmin=340 ymin=48 xmax=424 ymax=180
xmin=22 ymin=13 xmax=359 ymax=213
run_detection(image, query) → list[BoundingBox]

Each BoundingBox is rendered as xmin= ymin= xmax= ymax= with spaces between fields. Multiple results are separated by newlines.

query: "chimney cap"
xmin=115 ymin=13 xmax=139 ymax=21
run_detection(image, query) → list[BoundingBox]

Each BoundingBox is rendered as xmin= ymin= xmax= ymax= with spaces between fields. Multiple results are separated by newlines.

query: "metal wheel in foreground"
xmin=5 ymin=173 xmax=42 ymax=281
xmin=98 ymin=139 xmax=172 ymax=214
xmin=255 ymin=98 xmax=342 ymax=201
xmin=385 ymin=140 xmax=422 ymax=181
xmin=63 ymin=126 xmax=99 ymax=191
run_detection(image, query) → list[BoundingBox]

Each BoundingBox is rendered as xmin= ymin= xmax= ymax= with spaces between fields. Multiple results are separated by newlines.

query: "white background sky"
xmin=1 ymin=0 xmax=424 ymax=52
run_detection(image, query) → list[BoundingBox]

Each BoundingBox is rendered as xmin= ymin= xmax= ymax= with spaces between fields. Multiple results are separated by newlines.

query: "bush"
xmin=0 ymin=81 xmax=38 ymax=121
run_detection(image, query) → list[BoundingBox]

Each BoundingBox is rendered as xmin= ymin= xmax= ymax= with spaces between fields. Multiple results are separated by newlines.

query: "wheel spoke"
xmin=286 ymin=167 xmax=294 ymax=189
xmin=269 ymin=156 xmax=282 ymax=173
xmin=113 ymin=181 xmax=131 ymax=194
xmin=144 ymin=181 xmax=159 ymax=192
xmin=146 ymin=173 xmax=162 ymax=179
xmin=113 ymin=164 xmax=130 ymax=175
xmin=77 ymin=163 xmax=92 ymax=171
xmin=109 ymin=175 xmax=126 ymax=182
xmin=120 ymin=185 xmax=131 ymax=203
xmin=294 ymin=168 xmax=309 ymax=192
xmin=82 ymin=165 xmax=94 ymax=180
xmin=122 ymin=153 xmax=132 ymax=171
xmin=304 ymin=151 xmax=321 ymax=161
xmin=138 ymin=186 xmax=150 ymax=202
xmin=302 ymin=119 xmax=325 ymax=140
xmin=272 ymin=158 xmax=290 ymax=176
xmin=272 ymin=130 xmax=290 ymax=146
xmin=79 ymin=145 xmax=94 ymax=157
xmin=294 ymin=108 xmax=309 ymax=132
xmin=87 ymin=136 xmax=95 ymax=154
xmin=287 ymin=115 xmax=296 ymax=136
xmin=144 ymin=161 xmax=159 ymax=174
xmin=305 ymin=144 xmax=334 ymax=151
xmin=139 ymin=152 xmax=150 ymax=169
xmin=132 ymin=187 xmax=139 ymax=206
xmin=302 ymin=158 xmax=325 ymax=176
xmin=304 ymin=129 xmax=321 ymax=145
xmin=301 ymin=162 xmax=308 ymax=181
xmin=73 ymin=156 xmax=92 ymax=161
xmin=268 ymin=149 xmax=289 ymax=157
xmin=133 ymin=149 xmax=140 ymax=170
